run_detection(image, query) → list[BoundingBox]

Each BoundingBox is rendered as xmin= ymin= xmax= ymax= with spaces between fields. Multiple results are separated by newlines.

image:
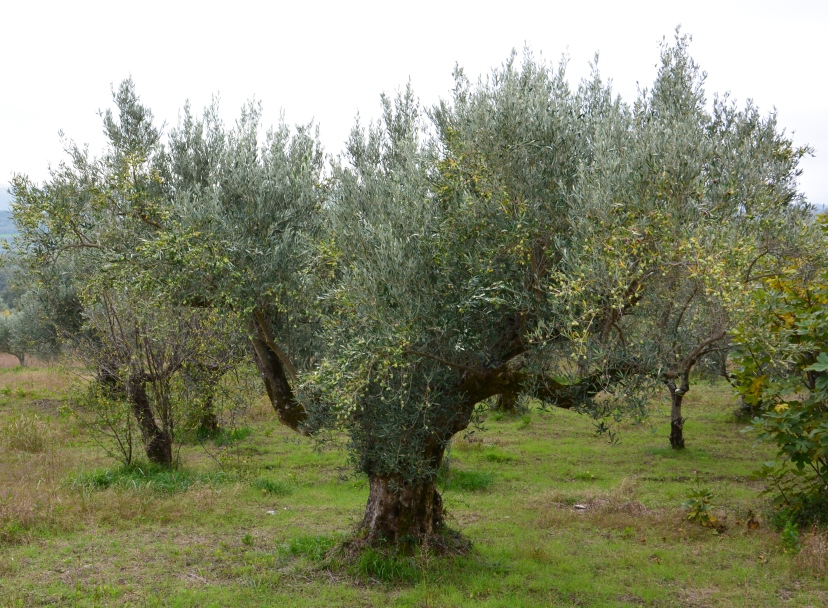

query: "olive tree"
xmin=557 ymin=32 xmax=813 ymax=448
xmin=157 ymin=99 xmax=325 ymax=433
xmin=11 ymin=80 xmax=244 ymax=466
xmin=305 ymin=54 xmax=651 ymax=545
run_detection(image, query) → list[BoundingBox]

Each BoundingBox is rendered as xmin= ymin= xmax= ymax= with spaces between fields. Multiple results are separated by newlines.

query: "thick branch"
xmin=253 ymin=309 xmax=298 ymax=383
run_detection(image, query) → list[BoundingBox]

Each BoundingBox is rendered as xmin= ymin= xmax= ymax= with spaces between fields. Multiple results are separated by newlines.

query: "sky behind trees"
xmin=1 ymin=0 xmax=826 ymax=209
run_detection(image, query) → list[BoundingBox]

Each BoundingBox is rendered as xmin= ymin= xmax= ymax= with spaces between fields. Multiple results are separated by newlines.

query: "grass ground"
xmin=1 ymin=365 xmax=827 ymax=607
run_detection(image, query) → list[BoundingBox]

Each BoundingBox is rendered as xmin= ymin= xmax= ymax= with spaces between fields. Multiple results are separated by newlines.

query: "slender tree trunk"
xmin=666 ymin=374 xmax=689 ymax=450
xmin=669 ymin=390 xmax=686 ymax=449
xmin=362 ymin=474 xmax=444 ymax=545
xmin=129 ymin=378 xmax=172 ymax=466
xmin=199 ymin=390 xmax=220 ymax=435
xmin=15 ymin=353 xmax=25 ymax=367
xmin=196 ymin=363 xmax=221 ymax=435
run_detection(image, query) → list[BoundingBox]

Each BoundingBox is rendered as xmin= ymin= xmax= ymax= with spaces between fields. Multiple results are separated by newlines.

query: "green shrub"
xmin=731 ymin=233 xmax=828 ymax=522
xmin=781 ymin=517 xmax=802 ymax=554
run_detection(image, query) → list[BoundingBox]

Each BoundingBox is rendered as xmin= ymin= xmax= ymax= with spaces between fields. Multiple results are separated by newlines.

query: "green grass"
xmin=438 ymin=466 xmax=495 ymax=492
xmin=68 ymin=464 xmax=236 ymax=494
xmin=1 ymin=372 xmax=828 ymax=606
xmin=252 ymin=477 xmax=292 ymax=496
xmin=213 ymin=426 xmax=253 ymax=446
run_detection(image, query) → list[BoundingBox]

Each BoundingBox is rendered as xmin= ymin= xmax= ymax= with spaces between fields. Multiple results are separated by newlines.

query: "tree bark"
xmin=494 ymin=391 xmax=518 ymax=413
xmin=195 ymin=362 xmax=221 ymax=435
xmin=248 ymin=318 xmax=307 ymax=434
xmin=128 ymin=378 xmax=172 ymax=466
xmin=666 ymin=376 xmax=688 ymax=450
xmin=362 ymin=474 xmax=444 ymax=545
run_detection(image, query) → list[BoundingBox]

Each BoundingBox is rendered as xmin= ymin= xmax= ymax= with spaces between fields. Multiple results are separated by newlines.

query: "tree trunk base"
xmin=494 ymin=392 xmax=519 ymax=414
xmin=360 ymin=475 xmax=452 ymax=548
xmin=145 ymin=432 xmax=173 ymax=466
xmin=670 ymin=418 xmax=685 ymax=450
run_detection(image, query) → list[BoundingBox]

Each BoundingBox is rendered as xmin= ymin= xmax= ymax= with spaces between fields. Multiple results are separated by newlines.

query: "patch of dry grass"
xmin=0 ymin=413 xmax=51 ymax=452
xmin=0 ymin=365 xmax=73 ymax=398
xmin=0 ymin=448 xmax=70 ymax=543
xmin=795 ymin=528 xmax=828 ymax=577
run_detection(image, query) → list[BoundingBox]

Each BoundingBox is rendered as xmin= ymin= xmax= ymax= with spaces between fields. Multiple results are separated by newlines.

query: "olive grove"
xmin=8 ymin=33 xmax=818 ymax=547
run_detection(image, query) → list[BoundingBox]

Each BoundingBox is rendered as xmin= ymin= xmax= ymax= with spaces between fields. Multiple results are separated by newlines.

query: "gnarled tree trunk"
xmin=248 ymin=316 xmax=307 ymax=434
xmin=362 ymin=475 xmax=444 ymax=545
xmin=128 ymin=378 xmax=173 ymax=466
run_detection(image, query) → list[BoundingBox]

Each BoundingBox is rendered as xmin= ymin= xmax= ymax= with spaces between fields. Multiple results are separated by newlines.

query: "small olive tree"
xmin=11 ymin=80 xmax=248 ymax=466
xmin=556 ymin=32 xmax=813 ymax=448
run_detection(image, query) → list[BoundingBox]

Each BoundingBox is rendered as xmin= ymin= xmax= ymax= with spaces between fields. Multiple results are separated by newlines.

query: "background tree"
xmin=555 ymin=32 xmax=813 ymax=448
xmin=731 ymin=218 xmax=828 ymax=520
xmin=10 ymin=79 xmax=240 ymax=466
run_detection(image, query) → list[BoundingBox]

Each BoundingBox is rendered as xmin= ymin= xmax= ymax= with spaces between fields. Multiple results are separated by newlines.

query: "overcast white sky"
xmin=1 ymin=0 xmax=826 ymax=208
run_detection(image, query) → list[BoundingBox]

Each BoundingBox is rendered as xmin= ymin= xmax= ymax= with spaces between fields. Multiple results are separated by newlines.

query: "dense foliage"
xmin=731 ymin=218 xmax=828 ymax=521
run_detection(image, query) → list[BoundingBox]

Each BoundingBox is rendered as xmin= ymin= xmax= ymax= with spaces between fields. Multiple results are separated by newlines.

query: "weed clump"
xmin=795 ymin=528 xmax=828 ymax=576
xmin=483 ymin=449 xmax=515 ymax=464
xmin=213 ymin=426 xmax=253 ymax=446
xmin=356 ymin=547 xmax=420 ymax=583
xmin=69 ymin=464 xmax=233 ymax=494
xmin=253 ymin=478 xmax=292 ymax=496
xmin=1 ymin=414 xmax=51 ymax=453
xmin=681 ymin=474 xmax=725 ymax=532
xmin=280 ymin=533 xmax=339 ymax=561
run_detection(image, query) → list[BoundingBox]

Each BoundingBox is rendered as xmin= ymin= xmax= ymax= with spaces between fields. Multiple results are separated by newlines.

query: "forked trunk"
xmin=129 ymin=379 xmax=173 ymax=466
xmin=362 ymin=474 xmax=444 ymax=545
